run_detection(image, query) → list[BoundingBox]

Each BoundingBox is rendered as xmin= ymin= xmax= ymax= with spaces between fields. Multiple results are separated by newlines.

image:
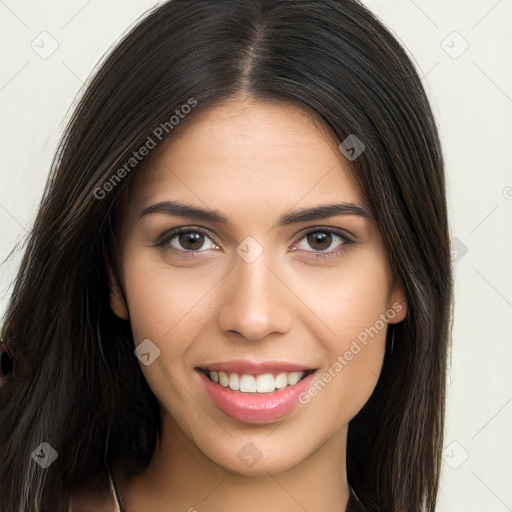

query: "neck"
xmin=119 ymin=413 xmax=350 ymax=512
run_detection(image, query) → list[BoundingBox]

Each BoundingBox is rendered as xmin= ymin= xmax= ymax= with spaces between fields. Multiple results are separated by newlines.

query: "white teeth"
xmin=228 ymin=373 xmax=240 ymax=391
xmin=239 ymin=374 xmax=257 ymax=393
xmin=275 ymin=372 xmax=288 ymax=389
xmin=256 ymin=373 xmax=276 ymax=393
xmin=218 ymin=371 xmax=229 ymax=387
xmin=287 ymin=371 xmax=303 ymax=386
xmin=208 ymin=370 xmax=308 ymax=394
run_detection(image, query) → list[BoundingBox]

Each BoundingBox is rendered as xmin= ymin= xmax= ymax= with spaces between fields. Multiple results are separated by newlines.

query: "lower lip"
xmin=199 ymin=371 xmax=316 ymax=423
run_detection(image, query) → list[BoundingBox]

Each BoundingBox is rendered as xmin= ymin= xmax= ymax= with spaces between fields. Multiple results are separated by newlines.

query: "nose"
xmin=217 ymin=252 xmax=293 ymax=342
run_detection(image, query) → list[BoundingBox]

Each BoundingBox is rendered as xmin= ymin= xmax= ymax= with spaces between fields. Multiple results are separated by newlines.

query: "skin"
xmin=93 ymin=95 xmax=407 ymax=512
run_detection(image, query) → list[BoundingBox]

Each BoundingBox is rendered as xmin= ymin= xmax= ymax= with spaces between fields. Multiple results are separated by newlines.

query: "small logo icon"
xmin=30 ymin=31 xmax=59 ymax=59
xmin=237 ymin=442 xmax=263 ymax=467
xmin=31 ymin=442 xmax=59 ymax=469
xmin=503 ymin=186 xmax=512 ymax=200
xmin=441 ymin=31 xmax=469 ymax=60
xmin=236 ymin=236 xmax=263 ymax=264
xmin=338 ymin=134 xmax=365 ymax=161
xmin=134 ymin=339 xmax=161 ymax=366
xmin=442 ymin=441 xmax=469 ymax=469
xmin=451 ymin=237 xmax=468 ymax=263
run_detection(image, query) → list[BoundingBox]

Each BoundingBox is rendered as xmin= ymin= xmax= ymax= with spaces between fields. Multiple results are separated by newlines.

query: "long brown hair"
xmin=0 ymin=1 xmax=452 ymax=510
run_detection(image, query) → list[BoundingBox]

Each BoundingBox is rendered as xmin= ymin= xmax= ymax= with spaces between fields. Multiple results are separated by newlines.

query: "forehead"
xmin=126 ymin=98 xmax=364 ymax=218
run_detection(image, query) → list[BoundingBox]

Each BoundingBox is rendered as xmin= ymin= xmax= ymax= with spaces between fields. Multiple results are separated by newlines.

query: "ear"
xmin=388 ymin=282 xmax=407 ymax=324
xmin=107 ymin=264 xmax=129 ymax=320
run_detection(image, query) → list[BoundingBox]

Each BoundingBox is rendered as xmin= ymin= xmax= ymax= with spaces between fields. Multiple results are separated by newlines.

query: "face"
xmin=110 ymin=96 xmax=406 ymax=476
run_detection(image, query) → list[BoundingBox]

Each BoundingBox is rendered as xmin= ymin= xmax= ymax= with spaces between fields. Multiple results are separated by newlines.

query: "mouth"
xmin=197 ymin=367 xmax=316 ymax=394
xmin=196 ymin=361 xmax=317 ymax=423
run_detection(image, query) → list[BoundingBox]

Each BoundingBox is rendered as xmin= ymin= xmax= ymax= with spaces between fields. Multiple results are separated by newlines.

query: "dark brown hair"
xmin=0 ymin=1 xmax=452 ymax=510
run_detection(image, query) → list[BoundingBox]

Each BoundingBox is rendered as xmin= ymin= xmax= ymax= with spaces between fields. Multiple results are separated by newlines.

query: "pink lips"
xmin=198 ymin=360 xmax=316 ymax=423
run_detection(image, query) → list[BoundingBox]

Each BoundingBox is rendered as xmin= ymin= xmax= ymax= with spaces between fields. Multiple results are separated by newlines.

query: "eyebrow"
xmin=140 ymin=200 xmax=371 ymax=228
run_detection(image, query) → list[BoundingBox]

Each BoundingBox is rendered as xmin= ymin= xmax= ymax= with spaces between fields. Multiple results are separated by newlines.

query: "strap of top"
xmin=346 ymin=486 xmax=370 ymax=512
xmin=108 ymin=468 xmax=126 ymax=512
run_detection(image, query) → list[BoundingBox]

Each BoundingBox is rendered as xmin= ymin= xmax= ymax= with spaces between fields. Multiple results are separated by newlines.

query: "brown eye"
xmin=178 ymin=232 xmax=205 ymax=251
xmin=294 ymin=229 xmax=353 ymax=257
xmin=306 ymin=232 xmax=333 ymax=251
xmin=158 ymin=229 xmax=218 ymax=252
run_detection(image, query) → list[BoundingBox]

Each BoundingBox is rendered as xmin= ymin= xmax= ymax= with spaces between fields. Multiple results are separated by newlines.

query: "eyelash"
xmin=153 ymin=226 xmax=355 ymax=259
xmin=292 ymin=228 xmax=355 ymax=259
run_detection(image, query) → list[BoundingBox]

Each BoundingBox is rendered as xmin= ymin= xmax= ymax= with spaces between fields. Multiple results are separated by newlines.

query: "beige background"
xmin=1 ymin=1 xmax=511 ymax=510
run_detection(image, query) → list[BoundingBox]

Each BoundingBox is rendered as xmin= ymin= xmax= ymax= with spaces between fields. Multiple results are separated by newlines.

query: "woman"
xmin=0 ymin=1 xmax=452 ymax=510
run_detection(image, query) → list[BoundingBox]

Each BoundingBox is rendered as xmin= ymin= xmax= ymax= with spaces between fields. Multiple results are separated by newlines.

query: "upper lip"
xmin=197 ymin=359 xmax=316 ymax=374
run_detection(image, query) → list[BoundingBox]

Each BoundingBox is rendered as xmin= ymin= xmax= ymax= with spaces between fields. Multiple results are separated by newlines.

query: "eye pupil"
xmin=179 ymin=232 xmax=204 ymax=250
xmin=307 ymin=232 xmax=332 ymax=251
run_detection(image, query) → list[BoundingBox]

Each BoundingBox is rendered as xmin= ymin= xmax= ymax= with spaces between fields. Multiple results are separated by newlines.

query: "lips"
xmin=196 ymin=360 xmax=317 ymax=423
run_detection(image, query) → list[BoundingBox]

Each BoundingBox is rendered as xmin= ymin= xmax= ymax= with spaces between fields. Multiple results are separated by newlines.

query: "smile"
xmin=199 ymin=368 xmax=314 ymax=393
xmin=196 ymin=360 xmax=317 ymax=423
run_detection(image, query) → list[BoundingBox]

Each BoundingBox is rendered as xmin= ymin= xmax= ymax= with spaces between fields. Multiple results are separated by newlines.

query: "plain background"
xmin=1 ymin=1 xmax=511 ymax=511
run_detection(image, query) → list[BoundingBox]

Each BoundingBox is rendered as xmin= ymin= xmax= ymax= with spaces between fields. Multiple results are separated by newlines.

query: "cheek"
xmin=120 ymin=256 xmax=213 ymax=404
xmin=121 ymin=256 xmax=216 ymax=429
xmin=122 ymin=252 xmax=220 ymax=344
xmin=292 ymin=248 xmax=393 ymax=338
xmin=120 ymin=247 xmax=233 ymax=400
xmin=293 ymin=253 xmax=392 ymax=420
